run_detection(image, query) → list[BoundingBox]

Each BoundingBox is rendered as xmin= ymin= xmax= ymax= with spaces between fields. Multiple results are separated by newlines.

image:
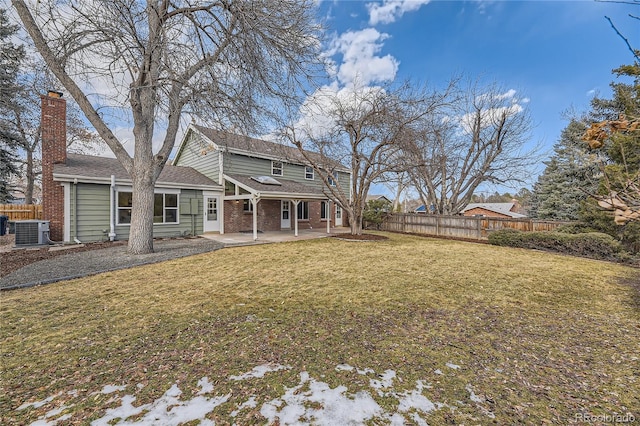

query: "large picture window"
xmin=297 ymin=201 xmax=309 ymax=220
xmin=117 ymin=191 xmax=179 ymax=225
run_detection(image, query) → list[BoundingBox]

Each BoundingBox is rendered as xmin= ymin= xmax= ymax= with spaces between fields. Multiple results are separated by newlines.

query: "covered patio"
xmin=223 ymin=174 xmax=340 ymax=241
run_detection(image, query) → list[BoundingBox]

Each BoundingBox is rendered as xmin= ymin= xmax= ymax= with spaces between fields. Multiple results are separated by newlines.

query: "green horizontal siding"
xmin=72 ymin=184 xmax=204 ymax=242
xmin=225 ymin=153 xmax=350 ymax=197
xmin=174 ymin=131 xmax=220 ymax=183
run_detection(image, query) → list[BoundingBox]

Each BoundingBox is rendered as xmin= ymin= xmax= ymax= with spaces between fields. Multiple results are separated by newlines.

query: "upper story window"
xmin=272 ymin=161 xmax=283 ymax=176
xmin=305 ymin=166 xmax=314 ymax=180
xmin=327 ymin=171 xmax=338 ymax=186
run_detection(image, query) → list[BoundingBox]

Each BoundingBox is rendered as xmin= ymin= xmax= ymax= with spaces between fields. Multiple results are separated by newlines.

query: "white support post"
xmin=326 ymin=200 xmax=331 ymax=234
xmin=219 ymin=195 xmax=225 ymax=234
xmin=252 ymin=197 xmax=259 ymax=241
xmin=292 ymin=199 xmax=300 ymax=237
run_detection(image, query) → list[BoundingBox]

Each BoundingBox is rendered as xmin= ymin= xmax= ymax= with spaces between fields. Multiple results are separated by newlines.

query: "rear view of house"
xmin=173 ymin=125 xmax=351 ymax=240
xmin=39 ymin=92 xmax=350 ymax=243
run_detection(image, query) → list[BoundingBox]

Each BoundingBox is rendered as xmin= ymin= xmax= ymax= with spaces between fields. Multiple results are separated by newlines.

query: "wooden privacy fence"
xmin=0 ymin=204 xmax=43 ymax=221
xmin=378 ymin=213 xmax=569 ymax=240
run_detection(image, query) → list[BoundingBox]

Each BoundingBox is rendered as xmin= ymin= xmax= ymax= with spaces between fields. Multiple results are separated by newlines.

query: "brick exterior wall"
xmin=41 ymin=92 xmax=67 ymax=241
xmin=223 ymin=199 xmax=344 ymax=233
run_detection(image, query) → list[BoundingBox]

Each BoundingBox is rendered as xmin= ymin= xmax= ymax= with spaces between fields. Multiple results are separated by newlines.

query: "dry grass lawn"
xmin=1 ymin=232 xmax=639 ymax=424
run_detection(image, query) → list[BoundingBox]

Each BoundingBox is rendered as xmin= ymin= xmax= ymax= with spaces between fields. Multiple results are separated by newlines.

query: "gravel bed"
xmin=0 ymin=238 xmax=224 ymax=290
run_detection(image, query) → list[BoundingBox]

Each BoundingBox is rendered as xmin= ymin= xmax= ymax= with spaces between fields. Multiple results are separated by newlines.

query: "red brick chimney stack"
xmin=41 ymin=90 xmax=66 ymax=241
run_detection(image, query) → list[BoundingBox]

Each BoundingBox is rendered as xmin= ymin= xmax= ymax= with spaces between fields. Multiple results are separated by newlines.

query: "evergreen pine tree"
xmin=530 ymin=120 xmax=600 ymax=220
xmin=0 ymin=8 xmax=25 ymax=203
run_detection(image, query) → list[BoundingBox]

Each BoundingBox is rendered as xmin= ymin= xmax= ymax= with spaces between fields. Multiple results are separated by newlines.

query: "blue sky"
xmin=316 ymin=0 xmax=638 ymax=193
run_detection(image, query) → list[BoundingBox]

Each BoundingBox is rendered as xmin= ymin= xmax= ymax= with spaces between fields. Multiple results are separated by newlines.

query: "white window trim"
xmin=320 ymin=201 xmax=329 ymax=221
xmin=116 ymin=189 xmax=181 ymax=226
xmin=243 ymin=199 xmax=254 ymax=212
xmin=305 ymin=166 xmax=314 ymax=180
xmin=271 ymin=161 xmax=283 ymax=176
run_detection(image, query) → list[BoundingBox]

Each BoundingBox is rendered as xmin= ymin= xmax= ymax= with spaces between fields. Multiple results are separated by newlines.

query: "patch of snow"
xmin=197 ymin=377 xmax=214 ymax=395
xmin=397 ymin=381 xmax=436 ymax=413
xmin=21 ymin=365 xmax=465 ymax=425
xmin=445 ymin=362 xmax=460 ymax=370
xmin=465 ymin=384 xmax=483 ymax=403
xmin=261 ymin=372 xmax=385 ymax=426
xmin=230 ymin=396 xmax=257 ymax=417
xmin=369 ymin=369 xmax=396 ymax=390
xmin=410 ymin=412 xmax=429 ymax=426
xmin=100 ymin=385 xmax=126 ymax=394
xmin=229 ymin=363 xmax=291 ymax=381
xmin=90 ymin=384 xmax=230 ymax=426
xmin=434 ymin=369 xmax=443 ymax=375
xmin=357 ymin=367 xmax=375 ymax=375
xmin=17 ymin=393 xmax=61 ymax=410
xmin=45 ymin=405 xmax=71 ymax=418
xmin=335 ymin=364 xmax=354 ymax=372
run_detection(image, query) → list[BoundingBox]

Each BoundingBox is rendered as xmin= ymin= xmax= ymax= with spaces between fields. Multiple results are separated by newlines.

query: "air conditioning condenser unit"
xmin=14 ymin=220 xmax=50 ymax=246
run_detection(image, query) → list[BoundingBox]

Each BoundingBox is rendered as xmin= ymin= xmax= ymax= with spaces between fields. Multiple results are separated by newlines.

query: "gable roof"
xmin=461 ymin=203 xmax=526 ymax=218
xmin=175 ymin=124 xmax=349 ymax=173
xmin=53 ymin=154 xmax=220 ymax=189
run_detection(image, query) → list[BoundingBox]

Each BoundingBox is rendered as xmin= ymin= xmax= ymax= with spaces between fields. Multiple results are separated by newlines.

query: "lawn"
xmin=1 ymin=232 xmax=638 ymax=424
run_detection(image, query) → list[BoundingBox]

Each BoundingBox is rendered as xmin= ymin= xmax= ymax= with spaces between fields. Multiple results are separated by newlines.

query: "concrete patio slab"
xmin=200 ymin=228 xmax=339 ymax=247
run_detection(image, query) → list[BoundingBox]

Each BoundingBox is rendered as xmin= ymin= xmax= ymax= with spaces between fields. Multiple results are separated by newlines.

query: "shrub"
xmin=555 ymin=223 xmax=598 ymax=234
xmin=488 ymin=229 xmax=623 ymax=261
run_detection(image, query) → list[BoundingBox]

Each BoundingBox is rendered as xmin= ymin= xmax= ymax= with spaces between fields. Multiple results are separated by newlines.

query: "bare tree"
xmin=12 ymin=0 xmax=323 ymax=253
xmin=404 ymin=81 xmax=538 ymax=215
xmin=283 ymin=81 xmax=450 ymax=235
xmin=8 ymin=60 xmax=105 ymax=204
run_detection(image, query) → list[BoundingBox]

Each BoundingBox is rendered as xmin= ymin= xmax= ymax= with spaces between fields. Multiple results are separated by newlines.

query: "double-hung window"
xmin=327 ymin=171 xmax=338 ymax=186
xmin=272 ymin=161 xmax=283 ymax=176
xmin=305 ymin=166 xmax=314 ymax=180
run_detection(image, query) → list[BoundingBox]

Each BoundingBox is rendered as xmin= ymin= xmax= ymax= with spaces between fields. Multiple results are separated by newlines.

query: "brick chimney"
xmin=41 ymin=90 xmax=66 ymax=241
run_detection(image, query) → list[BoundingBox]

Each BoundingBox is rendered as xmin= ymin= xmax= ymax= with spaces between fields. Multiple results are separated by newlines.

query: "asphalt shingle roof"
xmin=53 ymin=153 xmax=219 ymax=187
xmin=225 ymin=173 xmax=326 ymax=198
xmin=192 ymin=125 xmax=347 ymax=172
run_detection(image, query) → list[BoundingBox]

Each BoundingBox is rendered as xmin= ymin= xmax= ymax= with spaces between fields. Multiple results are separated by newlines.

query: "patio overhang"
xmin=222 ymin=174 xmax=333 ymax=240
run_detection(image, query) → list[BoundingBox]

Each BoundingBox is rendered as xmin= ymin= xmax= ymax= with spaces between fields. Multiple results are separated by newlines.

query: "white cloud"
xmin=328 ymin=28 xmax=399 ymax=86
xmin=367 ymin=0 xmax=431 ymax=25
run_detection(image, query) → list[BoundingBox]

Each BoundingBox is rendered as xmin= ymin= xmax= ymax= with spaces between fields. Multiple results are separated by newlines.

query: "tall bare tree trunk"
xmin=24 ymin=149 xmax=34 ymax=204
xmin=129 ymin=172 xmax=155 ymax=254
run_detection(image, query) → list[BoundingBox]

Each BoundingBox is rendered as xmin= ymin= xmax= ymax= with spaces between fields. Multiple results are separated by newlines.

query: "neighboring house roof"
xmin=224 ymin=173 xmax=327 ymax=200
xmin=366 ymin=194 xmax=391 ymax=203
xmin=53 ymin=153 xmax=221 ymax=190
xmin=461 ymin=203 xmax=527 ymax=218
xmin=175 ymin=124 xmax=350 ymax=173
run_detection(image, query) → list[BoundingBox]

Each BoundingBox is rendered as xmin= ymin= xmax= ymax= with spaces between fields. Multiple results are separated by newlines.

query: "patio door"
xmin=335 ymin=205 xmax=343 ymax=227
xmin=203 ymin=195 xmax=220 ymax=232
xmin=281 ymin=200 xmax=291 ymax=229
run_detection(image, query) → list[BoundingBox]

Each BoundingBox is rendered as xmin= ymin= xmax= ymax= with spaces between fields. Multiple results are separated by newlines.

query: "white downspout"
xmin=73 ymin=178 xmax=82 ymax=244
xmin=109 ymin=174 xmax=116 ymax=241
